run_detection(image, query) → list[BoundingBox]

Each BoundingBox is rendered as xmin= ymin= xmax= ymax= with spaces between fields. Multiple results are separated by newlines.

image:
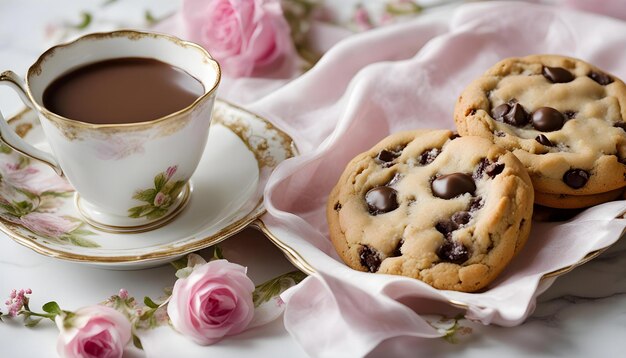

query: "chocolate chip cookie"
xmin=327 ymin=130 xmax=534 ymax=292
xmin=454 ymin=55 xmax=626 ymax=208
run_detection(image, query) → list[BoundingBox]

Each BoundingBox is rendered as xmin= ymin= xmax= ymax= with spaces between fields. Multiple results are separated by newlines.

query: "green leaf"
xmin=72 ymin=12 xmax=92 ymax=30
xmin=132 ymin=334 xmax=144 ymax=350
xmin=169 ymin=181 xmax=186 ymax=197
xmin=13 ymin=200 xmax=34 ymax=215
xmin=69 ymin=228 xmax=96 ymax=236
xmin=63 ymin=235 xmax=100 ymax=248
xmin=154 ymin=173 xmax=166 ymax=191
xmin=40 ymin=191 xmax=73 ymax=198
xmin=143 ymin=296 xmax=159 ymax=309
xmin=145 ymin=10 xmax=157 ymax=24
xmin=253 ymin=271 xmax=307 ymax=307
xmin=42 ymin=301 xmax=62 ymax=316
xmin=0 ymin=203 xmax=19 ymax=217
xmin=146 ymin=208 xmax=166 ymax=220
xmin=128 ymin=204 xmax=153 ymax=218
xmin=212 ymin=246 xmax=224 ymax=261
xmin=0 ymin=143 xmax=12 ymax=154
xmin=18 ymin=156 xmax=31 ymax=169
xmin=133 ymin=188 xmax=157 ymax=203
xmin=24 ymin=316 xmax=43 ymax=328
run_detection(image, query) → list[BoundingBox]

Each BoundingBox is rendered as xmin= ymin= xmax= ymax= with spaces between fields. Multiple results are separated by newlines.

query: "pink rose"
xmin=0 ymin=163 xmax=73 ymax=195
xmin=182 ymin=0 xmax=295 ymax=77
xmin=20 ymin=212 xmax=81 ymax=238
xmin=167 ymin=259 xmax=255 ymax=345
xmin=55 ymin=305 xmax=131 ymax=358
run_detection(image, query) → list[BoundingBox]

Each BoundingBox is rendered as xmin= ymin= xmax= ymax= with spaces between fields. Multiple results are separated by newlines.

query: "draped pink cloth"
xmin=250 ymin=2 xmax=626 ymax=357
xmin=159 ymin=2 xmax=626 ymax=357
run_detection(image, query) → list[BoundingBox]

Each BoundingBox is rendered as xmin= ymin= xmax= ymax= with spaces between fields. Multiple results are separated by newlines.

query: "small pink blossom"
xmin=5 ymin=288 xmax=31 ymax=317
xmin=20 ymin=213 xmax=81 ymax=238
xmin=182 ymin=0 xmax=295 ymax=77
xmin=56 ymin=305 xmax=131 ymax=358
xmin=167 ymin=259 xmax=255 ymax=345
xmin=165 ymin=165 xmax=177 ymax=180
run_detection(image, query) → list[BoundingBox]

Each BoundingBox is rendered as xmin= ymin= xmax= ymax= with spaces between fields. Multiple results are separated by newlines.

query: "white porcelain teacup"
xmin=0 ymin=30 xmax=221 ymax=233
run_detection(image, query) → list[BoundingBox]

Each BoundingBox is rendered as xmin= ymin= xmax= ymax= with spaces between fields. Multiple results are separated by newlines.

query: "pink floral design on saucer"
xmin=0 ymin=144 xmax=98 ymax=247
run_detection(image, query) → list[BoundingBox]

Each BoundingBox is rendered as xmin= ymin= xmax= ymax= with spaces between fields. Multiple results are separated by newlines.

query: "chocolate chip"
xmin=563 ymin=169 xmax=589 ymax=189
xmin=437 ymin=240 xmax=469 ymax=264
xmin=474 ymin=158 xmax=504 ymax=179
xmin=392 ymin=239 xmax=404 ymax=257
xmin=450 ymin=132 xmax=461 ymax=140
xmin=451 ymin=211 xmax=471 ymax=226
xmin=492 ymin=103 xmax=510 ymax=120
xmin=535 ymin=134 xmax=553 ymax=146
xmin=468 ymin=197 xmax=483 ymax=212
xmin=588 ymin=71 xmax=613 ymax=85
xmin=614 ymin=122 xmax=626 ymax=131
xmin=542 ymin=66 xmax=574 ymax=83
xmin=419 ymin=148 xmax=441 ymax=165
xmin=359 ymin=245 xmax=381 ymax=272
xmin=435 ymin=212 xmax=471 ymax=237
xmin=531 ymin=107 xmax=565 ymax=132
xmin=492 ymin=102 xmax=528 ymax=126
xmin=431 ymin=173 xmax=476 ymax=199
xmin=377 ymin=149 xmax=398 ymax=163
xmin=334 ymin=202 xmax=342 ymax=211
xmin=563 ymin=111 xmax=576 ymax=120
xmin=485 ymin=163 xmax=505 ymax=178
xmin=435 ymin=220 xmax=458 ymax=236
xmin=469 ymin=109 xmax=477 ymax=115
xmin=494 ymin=130 xmax=506 ymax=137
xmin=365 ymin=186 xmax=398 ymax=215
xmin=503 ymin=103 xmax=530 ymax=126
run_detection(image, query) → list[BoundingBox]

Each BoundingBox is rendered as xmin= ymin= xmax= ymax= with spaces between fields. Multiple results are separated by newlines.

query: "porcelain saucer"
xmin=0 ymin=100 xmax=295 ymax=269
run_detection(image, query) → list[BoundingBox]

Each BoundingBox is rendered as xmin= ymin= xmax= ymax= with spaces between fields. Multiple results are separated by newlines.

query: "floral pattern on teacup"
xmin=128 ymin=165 xmax=186 ymax=220
xmin=0 ymin=144 xmax=98 ymax=248
xmin=94 ymin=132 xmax=149 ymax=160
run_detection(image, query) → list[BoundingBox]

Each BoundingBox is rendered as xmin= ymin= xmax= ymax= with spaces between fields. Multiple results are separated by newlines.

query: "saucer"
xmin=0 ymin=100 xmax=295 ymax=269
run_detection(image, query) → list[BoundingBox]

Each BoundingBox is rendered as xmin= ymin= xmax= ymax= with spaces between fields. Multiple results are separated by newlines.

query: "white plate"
xmin=0 ymin=100 xmax=295 ymax=269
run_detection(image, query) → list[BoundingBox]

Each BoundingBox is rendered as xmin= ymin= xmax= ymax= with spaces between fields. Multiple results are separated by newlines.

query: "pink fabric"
xmin=242 ymin=2 xmax=626 ymax=357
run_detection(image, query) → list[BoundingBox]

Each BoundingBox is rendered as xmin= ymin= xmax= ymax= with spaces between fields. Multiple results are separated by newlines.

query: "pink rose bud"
xmin=167 ymin=259 xmax=255 ymax=345
xmin=165 ymin=165 xmax=177 ymax=180
xmin=56 ymin=305 xmax=131 ymax=358
xmin=182 ymin=0 xmax=295 ymax=77
xmin=118 ymin=289 xmax=128 ymax=300
xmin=153 ymin=192 xmax=169 ymax=207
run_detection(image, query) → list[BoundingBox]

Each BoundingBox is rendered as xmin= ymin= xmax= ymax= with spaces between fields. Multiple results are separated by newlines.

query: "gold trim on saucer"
xmin=251 ymin=219 xmax=316 ymax=275
xmin=75 ymin=183 xmax=192 ymax=234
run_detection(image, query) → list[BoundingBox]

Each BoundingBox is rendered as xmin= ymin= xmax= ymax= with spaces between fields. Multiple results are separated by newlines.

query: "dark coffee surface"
xmin=43 ymin=57 xmax=204 ymax=124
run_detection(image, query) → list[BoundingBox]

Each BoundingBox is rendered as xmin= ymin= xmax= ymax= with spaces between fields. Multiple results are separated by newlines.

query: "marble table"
xmin=0 ymin=1 xmax=624 ymax=357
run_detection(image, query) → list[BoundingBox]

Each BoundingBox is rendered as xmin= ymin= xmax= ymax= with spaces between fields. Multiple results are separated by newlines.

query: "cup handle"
xmin=0 ymin=70 xmax=63 ymax=176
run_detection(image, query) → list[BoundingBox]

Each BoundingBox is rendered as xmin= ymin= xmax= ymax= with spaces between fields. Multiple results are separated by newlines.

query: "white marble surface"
xmin=0 ymin=1 xmax=625 ymax=357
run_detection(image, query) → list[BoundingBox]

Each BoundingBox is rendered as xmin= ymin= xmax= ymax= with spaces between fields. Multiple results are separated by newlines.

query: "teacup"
xmin=0 ymin=30 xmax=221 ymax=233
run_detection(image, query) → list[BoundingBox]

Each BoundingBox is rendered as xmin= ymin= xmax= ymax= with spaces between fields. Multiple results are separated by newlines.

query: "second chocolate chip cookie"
xmin=454 ymin=55 xmax=626 ymax=206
